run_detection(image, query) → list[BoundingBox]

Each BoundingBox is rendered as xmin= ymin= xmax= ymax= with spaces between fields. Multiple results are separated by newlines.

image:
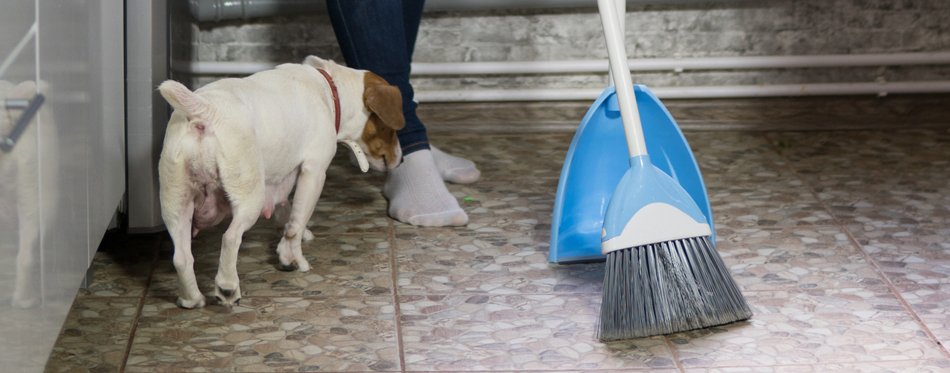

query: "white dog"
xmin=158 ymin=56 xmax=404 ymax=309
xmin=1 ymin=80 xmax=56 ymax=309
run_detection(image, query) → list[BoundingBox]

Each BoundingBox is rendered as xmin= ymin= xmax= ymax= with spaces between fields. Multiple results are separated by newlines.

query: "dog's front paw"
xmin=276 ymin=238 xmax=311 ymax=273
xmin=278 ymin=261 xmax=298 ymax=272
xmin=177 ymin=296 xmax=207 ymax=309
xmin=276 ymin=258 xmax=311 ymax=272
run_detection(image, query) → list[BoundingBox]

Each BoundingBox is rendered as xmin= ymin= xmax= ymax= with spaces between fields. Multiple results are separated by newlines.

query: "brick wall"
xmin=172 ymin=0 xmax=950 ymax=95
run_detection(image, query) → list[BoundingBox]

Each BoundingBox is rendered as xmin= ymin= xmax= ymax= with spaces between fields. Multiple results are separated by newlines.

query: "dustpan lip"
xmin=549 ymin=87 xmax=617 ymax=263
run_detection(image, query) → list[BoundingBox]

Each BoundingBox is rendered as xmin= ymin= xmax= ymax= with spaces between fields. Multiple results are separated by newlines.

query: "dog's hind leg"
xmin=12 ymin=163 xmax=41 ymax=309
xmin=170 ymin=199 xmax=206 ymax=309
xmin=214 ymin=153 xmax=266 ymax=308
xmin=276 ymin=160 xmax=329 ymax=272
xmin=214 ymin=203 xmax=257 ymax=307
xmin=12 ymin=215 xmax=40 ymax=308
xmin=161 ymin=173 xmax=206 ymax=309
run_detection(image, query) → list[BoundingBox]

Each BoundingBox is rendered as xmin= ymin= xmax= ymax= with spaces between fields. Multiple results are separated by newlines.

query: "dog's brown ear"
xmin=362 ymin=72 xmax=405 ymax=131
xmin=158 ymin=80 xmax=208 ymax=116
xmin=361 ymin=72 xmax=405 ymax=166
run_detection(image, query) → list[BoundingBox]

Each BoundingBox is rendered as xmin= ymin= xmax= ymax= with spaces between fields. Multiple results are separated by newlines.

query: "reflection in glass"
xmin=0 ymin=79 xmax=59 ymax=371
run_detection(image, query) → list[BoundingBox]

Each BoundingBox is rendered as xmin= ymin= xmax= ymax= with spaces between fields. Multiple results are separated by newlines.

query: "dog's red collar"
xmin=316 ymin=68 xmax=341 ymax=134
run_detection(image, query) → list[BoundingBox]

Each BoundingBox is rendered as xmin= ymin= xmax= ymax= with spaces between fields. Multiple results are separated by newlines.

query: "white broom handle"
xmin=598 ymin=0 xmax=648 ymax=157
xmin=606 ymin=0 xmax=625 ymax=88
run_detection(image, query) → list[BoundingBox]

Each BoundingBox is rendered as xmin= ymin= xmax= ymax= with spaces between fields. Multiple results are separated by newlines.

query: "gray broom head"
xmin=597 ymin=236 xmax=752 ymax=342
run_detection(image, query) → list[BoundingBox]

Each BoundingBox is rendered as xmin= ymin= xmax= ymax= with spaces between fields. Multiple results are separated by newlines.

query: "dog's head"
xmin=304 ymin=56 xmax=405 ymax=171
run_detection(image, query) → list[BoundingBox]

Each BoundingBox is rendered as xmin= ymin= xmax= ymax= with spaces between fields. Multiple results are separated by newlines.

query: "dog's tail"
xmin=158 ymin=80 xmax=212 ymax=135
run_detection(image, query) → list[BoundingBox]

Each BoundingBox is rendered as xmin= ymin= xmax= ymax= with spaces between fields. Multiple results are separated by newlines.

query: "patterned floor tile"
xmin=78 ymin=232 xmax=161 ymax=297
xmin=399 ymin=294 xmax=676 ymax=371
xmin=813 ymin=174 xmax=950 ymax=227
xmin=706 ymin=175 xmax=833 ymax=228
xmin=769 ymin=129 xmax=950 ymax=177
xmin=671 ymin=287 xmax=944 ymax=368
xmin=686 ymin=132 xmax=786 ymax=176
xmin=150 ymin=233 xmax=393 ymax=300
xmin=415 ymin=371 xmax=677 ymax=373
xmin=394 ymin=230 xmax=602 ymax=295
xmin=851 ymin=224 xmax=950 ymax=285
xmin=685 ymin=132 xmax=835 ymax=228
xmin=314 ymin=151 xmax=392 ymax=235
xmin=45 ymin=113 xmax=950 ymax=373
xmin=45 ymin=297 xmax=140 ymax=373
xmin=715 ymin=227 xmax=881 ymax=291
xmin=684 ymin=358 xmax=950 ymax=372
xmin=773 ymin=131 xmax=950 ymax=228
xmin=126 ymin=296 xmax=398 ymax=372
xmin=428 ymin=134 xmax=571 ymax=182
xmin=895 ymin=284 xmax=950 ymax=349
xmin=443 ymin=179 xmax=558 ymax=234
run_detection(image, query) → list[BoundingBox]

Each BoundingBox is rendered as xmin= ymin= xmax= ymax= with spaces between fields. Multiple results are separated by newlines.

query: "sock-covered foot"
xmin=384 ymin=150 xmax=468 ymax=226
xmin=430 ymin=145 xmax=480 ymax=184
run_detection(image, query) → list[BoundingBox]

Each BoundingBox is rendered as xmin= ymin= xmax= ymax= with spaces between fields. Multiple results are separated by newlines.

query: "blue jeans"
xmin=326 ymin=0 xmax=430 ymax=155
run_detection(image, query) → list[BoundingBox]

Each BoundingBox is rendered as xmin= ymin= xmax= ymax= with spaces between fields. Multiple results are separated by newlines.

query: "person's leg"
xmin=328 ymin=0 xmax=480 ymax=183
xmin=397 ymin=1 xmax=480 ymax=184
xmin=388 ymin=0 xmax=428 ymax=155
xmin=326 ymin=0 xmax=428 ymax=154
xmin=326 ymin=0 xmax=472 ymax=226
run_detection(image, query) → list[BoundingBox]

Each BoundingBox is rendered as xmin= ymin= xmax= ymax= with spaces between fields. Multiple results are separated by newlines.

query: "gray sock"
xmin=383 ymin=150 xmax=468 ymax=226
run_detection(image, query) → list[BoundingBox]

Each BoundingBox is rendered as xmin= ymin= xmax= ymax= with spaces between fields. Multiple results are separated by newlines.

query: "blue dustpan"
xmin=549 ymin=85 xmax=713 ymax=264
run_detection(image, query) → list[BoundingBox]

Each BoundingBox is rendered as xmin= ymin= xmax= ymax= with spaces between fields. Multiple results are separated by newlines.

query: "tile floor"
xmin=45 ymin=99 xmax=950 ymax=372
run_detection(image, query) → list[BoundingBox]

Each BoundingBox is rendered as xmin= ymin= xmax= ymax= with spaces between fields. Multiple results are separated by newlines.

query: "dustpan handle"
xmin=598 ymin=0 xmax=648 ymax=158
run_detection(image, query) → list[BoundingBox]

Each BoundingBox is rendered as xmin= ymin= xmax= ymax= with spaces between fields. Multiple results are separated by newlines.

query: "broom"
xmin=594 ymin=0 xmax=752 ymax=342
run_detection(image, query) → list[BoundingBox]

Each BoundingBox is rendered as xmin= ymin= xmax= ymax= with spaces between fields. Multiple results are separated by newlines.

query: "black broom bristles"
xmin=597 ymin=236 xmax=752 ymax=342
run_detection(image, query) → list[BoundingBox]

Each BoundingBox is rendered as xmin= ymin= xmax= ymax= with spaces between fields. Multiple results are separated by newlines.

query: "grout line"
xmin=395 ymin=366 xmax=686 ymax=372
xmin=760 ymin=132 xmax=950 ymax=359
xmin=663 ymin=335 xmax=687 ymax=373
xmin=387 ymin=218 xmax=408 ymax=373
xmin=406 ymin=368 xmax=680 ymax=373
xmin=119 ymin=234 xmax=163 ymax=373
xmin=837 ymin=228 xmax=950 ymax=359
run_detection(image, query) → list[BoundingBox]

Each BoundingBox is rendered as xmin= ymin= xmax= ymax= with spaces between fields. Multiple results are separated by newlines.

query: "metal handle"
xmin=1 ymin=93 xmax=45 ymax=153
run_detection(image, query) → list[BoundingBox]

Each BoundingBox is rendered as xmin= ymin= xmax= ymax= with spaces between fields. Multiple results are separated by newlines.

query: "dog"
xmin=0 ymin=80 xmax=57 ymax=309
xmin=157 ymin=56 xmax=405 ymax=309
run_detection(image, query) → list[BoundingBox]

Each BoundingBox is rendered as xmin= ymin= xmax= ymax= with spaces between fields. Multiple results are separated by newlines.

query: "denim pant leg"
xmin=325 ymin=0 xmax=430 ymax=155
